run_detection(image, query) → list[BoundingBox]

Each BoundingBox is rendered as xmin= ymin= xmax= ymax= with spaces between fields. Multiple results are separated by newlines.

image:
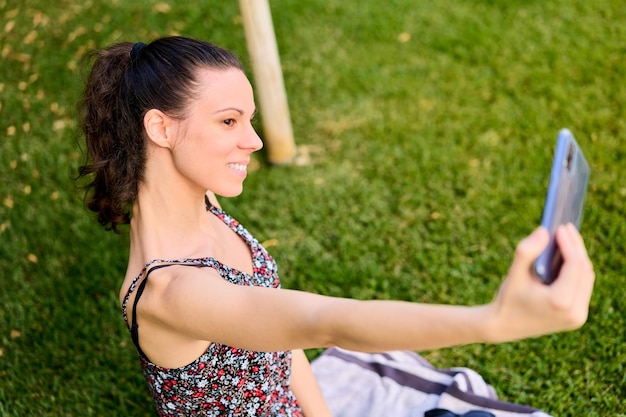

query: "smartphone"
xmin=533 ymin=129 xmax=590 ymax=285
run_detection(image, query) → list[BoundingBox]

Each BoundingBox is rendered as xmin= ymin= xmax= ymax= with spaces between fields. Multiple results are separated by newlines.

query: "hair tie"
xmin=129 ymin=42 xmax=147 ymax=62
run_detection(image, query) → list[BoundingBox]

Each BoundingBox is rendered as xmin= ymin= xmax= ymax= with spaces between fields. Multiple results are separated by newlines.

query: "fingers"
xmin=556 ymin=223 xmax=592 ymax=267
xmin=553 ymin=224 xmax=594 ymax=290
xmin=549 ymin=224 xmax=595 ymax=327
xmin=492 ymin=224 xmax=595 ymax=342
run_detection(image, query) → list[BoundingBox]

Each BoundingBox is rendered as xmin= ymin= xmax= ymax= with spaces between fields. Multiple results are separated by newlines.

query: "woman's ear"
xmin=144 ymin=109 xmax=175 ymax=149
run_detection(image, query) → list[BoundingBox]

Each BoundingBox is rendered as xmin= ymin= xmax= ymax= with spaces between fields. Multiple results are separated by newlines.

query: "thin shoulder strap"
xmin=130 ymin=262 xmax=206 ymax=359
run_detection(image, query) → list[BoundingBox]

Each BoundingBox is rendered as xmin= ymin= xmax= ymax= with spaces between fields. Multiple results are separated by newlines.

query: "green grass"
xmin=1 ymin=0 xmax=624 ymax=415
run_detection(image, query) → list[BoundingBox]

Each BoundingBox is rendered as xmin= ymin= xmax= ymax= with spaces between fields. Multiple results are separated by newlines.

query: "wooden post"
xmin=238 ymin=0 xmax=296 ymax=164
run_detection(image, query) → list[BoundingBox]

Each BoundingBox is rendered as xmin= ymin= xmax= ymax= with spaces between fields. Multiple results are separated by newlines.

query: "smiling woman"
xmin=76 ymin=36 xmax=595 ymax=417
xmin=142 ymin=68 xmax=263 ymax=198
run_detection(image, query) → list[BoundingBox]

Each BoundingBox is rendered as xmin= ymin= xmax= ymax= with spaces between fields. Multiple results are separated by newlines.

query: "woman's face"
xmin=168 ymin=68 xmax=263 ymax=197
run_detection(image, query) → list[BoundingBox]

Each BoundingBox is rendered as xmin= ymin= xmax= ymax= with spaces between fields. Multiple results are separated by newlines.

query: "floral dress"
xmin=121 ymin=204 xmax=303 ymax=416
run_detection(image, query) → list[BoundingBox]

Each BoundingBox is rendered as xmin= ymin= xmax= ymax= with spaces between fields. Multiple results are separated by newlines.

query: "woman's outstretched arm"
xmin=139 ymin=224 xmax=594 ymax=354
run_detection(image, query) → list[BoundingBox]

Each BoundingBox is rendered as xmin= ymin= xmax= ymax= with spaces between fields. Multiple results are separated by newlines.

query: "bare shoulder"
xmin=120 ymin=262 xmax=219 ymax=323
xmin=136 ymin=263 xmax=261 ymax=335
xmin=122 ymin=264 xmax=232 ymax=367
xmin=138 ymin=262 xmax=332 ymax=351
xmin=137 ymin=263 xmax=225 ymax=316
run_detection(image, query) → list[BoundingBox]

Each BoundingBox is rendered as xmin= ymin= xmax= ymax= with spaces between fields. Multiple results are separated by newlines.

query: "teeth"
xmin=228 ymin=163 xmax=247 ymax=172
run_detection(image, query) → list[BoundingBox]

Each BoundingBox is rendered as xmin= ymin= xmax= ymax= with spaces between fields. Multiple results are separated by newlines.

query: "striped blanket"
xmin=311 ymin=348 xmax=552 ymax=417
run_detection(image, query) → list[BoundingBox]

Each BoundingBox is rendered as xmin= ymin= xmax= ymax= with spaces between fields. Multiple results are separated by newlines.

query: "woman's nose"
xmin=243 ymin=124 xmax=264 ymax=151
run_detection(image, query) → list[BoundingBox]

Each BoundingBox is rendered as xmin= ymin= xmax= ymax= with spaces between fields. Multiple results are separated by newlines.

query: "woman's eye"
xmin=223 ymin=119 xmax=235 ymax=126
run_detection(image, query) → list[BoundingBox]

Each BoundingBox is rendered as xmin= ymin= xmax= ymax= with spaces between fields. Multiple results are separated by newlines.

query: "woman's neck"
xmin=127 ymin=180 xmax=216 ymax=265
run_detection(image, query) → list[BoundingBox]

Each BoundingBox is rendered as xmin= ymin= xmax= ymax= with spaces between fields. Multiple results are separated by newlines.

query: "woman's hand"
xmin=485 ymin=224 xmax=595 ymax=343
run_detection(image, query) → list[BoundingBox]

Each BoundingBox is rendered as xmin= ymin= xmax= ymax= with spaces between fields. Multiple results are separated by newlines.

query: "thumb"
xmin=509 ymin=227 xmax=550 ymax=277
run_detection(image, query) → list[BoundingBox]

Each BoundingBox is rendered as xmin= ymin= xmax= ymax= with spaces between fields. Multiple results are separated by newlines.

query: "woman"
xmin=78 ymin=36 xmax=594 ymax=416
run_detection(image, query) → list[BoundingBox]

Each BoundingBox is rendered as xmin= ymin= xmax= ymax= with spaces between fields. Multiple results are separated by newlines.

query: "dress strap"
xmin=129 ymin=262 xmax=207 ymax=359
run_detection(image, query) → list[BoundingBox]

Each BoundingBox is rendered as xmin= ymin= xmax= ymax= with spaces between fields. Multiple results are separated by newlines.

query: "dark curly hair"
xmin=77 ymin=36 xmax=243 ymax=233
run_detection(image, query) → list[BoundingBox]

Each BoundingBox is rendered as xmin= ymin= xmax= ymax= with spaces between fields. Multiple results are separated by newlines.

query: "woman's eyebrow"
xmin=213 ymin=107 xmax=258 ymax=116
xmin=213 ymin=107 xmax=243 ymax=115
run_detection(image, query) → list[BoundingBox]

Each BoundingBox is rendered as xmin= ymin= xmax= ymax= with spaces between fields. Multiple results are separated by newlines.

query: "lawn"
xmin=0 ymin=0 xmax=624 ymax=415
